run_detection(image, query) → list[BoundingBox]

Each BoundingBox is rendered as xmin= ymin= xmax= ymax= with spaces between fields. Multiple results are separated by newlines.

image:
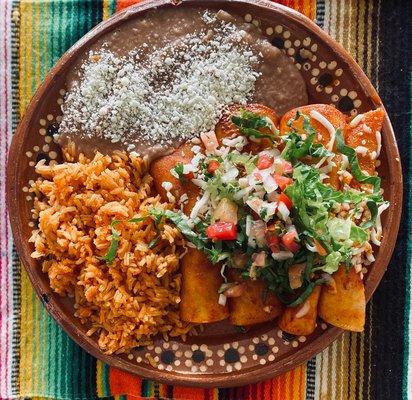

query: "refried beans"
xmin=57 ymin=7 xmax=308 ymax=160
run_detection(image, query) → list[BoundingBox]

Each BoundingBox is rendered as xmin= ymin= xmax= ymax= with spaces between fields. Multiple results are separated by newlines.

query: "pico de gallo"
xmin=149 ymin=106 xmax=388 ymax=310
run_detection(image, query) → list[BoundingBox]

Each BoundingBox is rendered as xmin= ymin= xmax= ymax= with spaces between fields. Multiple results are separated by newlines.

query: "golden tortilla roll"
xmin=280 ymin=104 xmax=346 ymax=190
xmin=150 ymin=145 xmax=199 ymax=214
xmin=215 ymin=103 xmax=279 ymax=152
xmin=278 ymin=285 xmax=321 ymax=336
xmin=228 ymin=271 xmax=283 ymax=326
xmin=279 ymin=104 xmax=346 ymax=147
xmin=326 ymin=153 xmax=342 ymax=190
xmin=151 ymin=146 xmax=229 ymax=324
xmin=318 ymin=265 xmax=365 ymax=332
xmin=180 ymin=248 xmax=229 ymax=323
xmin=344 ymin=108 xmax=385 ymax=176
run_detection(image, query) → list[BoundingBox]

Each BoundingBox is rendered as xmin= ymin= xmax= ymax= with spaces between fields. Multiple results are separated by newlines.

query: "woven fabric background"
xmin=0 ymin=0 xmax=410 ymax=399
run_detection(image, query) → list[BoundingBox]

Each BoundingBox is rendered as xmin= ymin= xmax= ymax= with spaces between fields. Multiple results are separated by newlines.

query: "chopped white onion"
xmin=252 ymin=251 xmax=267 ymax=267
xmin=362 ymin=124 xmax=372 ymax=133
xmin=271 ymin=251 xmax=294 ymax=261
xmin=190 ymin=191 xmax=210 ymax=219
xmin=305 ymin=242 xmax=317 ymax=252
xmin=191 ymin=145 xmax=202 ymax=154
xmin=221 ymin=167 xmax=239 ymax=183
xmin=277 ymin=201 xmax=290 ymax=220
xmin=218 ymin=293 xmax=227 ymax=306
xmin=341 ymin=154 xmax=349 ymax=170
xmin=246 ymin=197 xmax=263 ymax=214
xmin=370 ymin=228 xmax=381 ymax=246
xmin=161 ymin=181 xmax=173 ymax=191
xmin=262 ymin=202 xmax=277 ymax=221
xmin=245 ymin=215 xmax=253 ymax=237
xmin=251 ymin=220 xmax=267 ymax=247
xmin=183 ymin=163 xmax=195 ymax=174
xmin=366 ymin=253 xmax=375 ymax=262
xmin=319 ymin=163 xmax=333 ymax=174
xmin=238 ymin=177 xmax=249 ymax=188
xmin=263 ymin=174 xmax=278 ymax=194
xmin=191 ymin=153 xmax=205 ymax=168
xmin=233 ymin=186 xmax=253 ymax=201
xmin=191 ymin=178 xmax=207 ymax=189
xmin=310 ymin=110 xmax=336 ymax=150
xmin=222 ymin=135 xmax=247 ymax=150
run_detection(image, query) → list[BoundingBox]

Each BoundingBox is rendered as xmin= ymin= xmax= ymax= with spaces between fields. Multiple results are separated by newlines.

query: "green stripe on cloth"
xmin=17 ymin=1 xmax=103 ymax=398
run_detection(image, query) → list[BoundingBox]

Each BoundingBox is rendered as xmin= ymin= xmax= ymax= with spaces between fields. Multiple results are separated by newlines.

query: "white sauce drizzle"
xmin=376 ymin=131 xmax=382 ymax=156
xmin=354 ymin=145 xmax=369 ymax=155
xmin=309 ymin=110 xmax=336 ymax=150
xmin=349 ymin=113 xmax=364 ymax=127
xmin=190 ymin=190 xmax=210 ymax=219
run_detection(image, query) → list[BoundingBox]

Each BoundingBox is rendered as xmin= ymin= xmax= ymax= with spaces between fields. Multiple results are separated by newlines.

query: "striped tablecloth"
xmin=0 ymin=0 xmax=410 ymax=399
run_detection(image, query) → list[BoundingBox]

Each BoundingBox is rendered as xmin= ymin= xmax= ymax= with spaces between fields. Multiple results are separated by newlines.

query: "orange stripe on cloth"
xmin=110 ymin=368 xmax=142 ymax=396
xmin=115 ymin=0 xmax=315 ymax=19
xmin=116 ymin=0 xmax=143 ymax=12
xmin=109 ymin=366 xmax=306 ymax=399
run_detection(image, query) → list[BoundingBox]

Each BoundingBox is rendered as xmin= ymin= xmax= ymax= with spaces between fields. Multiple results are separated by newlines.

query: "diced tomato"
xmin=281 ymin=160 xmax=293 ymax=174
xmin=267 ymin=234 xmax=280 ymax=253
xmin=273 ymin=174 xmax=293 ymax=191
xmin=207 ymin=160 xmax=220 ymax=174
xmin=257 ymin=154 xmax=274 ymax=170
xmin=282 ymin=231 xmax=300 ymax=253
xmin=265 ymin=226 xmax=280 ymax=253
xmin=278 ymin=192 xmax=293 ymax=210
xmin=183 ymin=171 xmax=194 ymax=180
xmin=206 ymin=222 xmax=237 ymax=241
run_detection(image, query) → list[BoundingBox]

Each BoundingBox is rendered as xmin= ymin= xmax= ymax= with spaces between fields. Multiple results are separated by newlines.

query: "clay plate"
xmin=6 ymin=0 xmax=403 ymax=388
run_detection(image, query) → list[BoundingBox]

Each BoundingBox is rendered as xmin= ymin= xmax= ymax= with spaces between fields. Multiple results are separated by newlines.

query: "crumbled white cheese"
xmin=59 ymin=15 xmax=261 ymax=152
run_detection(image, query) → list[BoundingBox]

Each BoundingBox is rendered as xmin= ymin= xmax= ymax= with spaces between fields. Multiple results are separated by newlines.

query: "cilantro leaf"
xmin=231 ymin=110 xmax=276 ymax=143
xmin=335 ymin=129 xmax=381 ymax=193
xmin=100 ymin=217 xmax=147 ymax=263
xmin=172 ymin=162 xmax=185 ymax=182
xmin=149 ymin=209 xmax=209 ymax=250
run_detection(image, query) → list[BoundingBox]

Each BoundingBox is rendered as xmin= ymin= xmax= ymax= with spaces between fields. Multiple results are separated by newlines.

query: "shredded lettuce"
xmin=227 ymin=153 xmax=257 ymax=174
xmin=285 ymin=164 xmax=380 ymax=273
xmin=281 ymin=122 xmax=332 ymax=162
xmin=350 ymin=224 xmax=368 ymax=244
xmin=149 ymin=209 xmax=208 ymax=250
xmin=323 ymin=251 xmax=343 ymax=274
xmin=327 ymin=218 xmax=351 ymax=241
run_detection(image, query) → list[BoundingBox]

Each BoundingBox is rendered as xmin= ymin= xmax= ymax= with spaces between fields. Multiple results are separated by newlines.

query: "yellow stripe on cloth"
xmin=20 ymin=267 xmax=41 ymax=394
